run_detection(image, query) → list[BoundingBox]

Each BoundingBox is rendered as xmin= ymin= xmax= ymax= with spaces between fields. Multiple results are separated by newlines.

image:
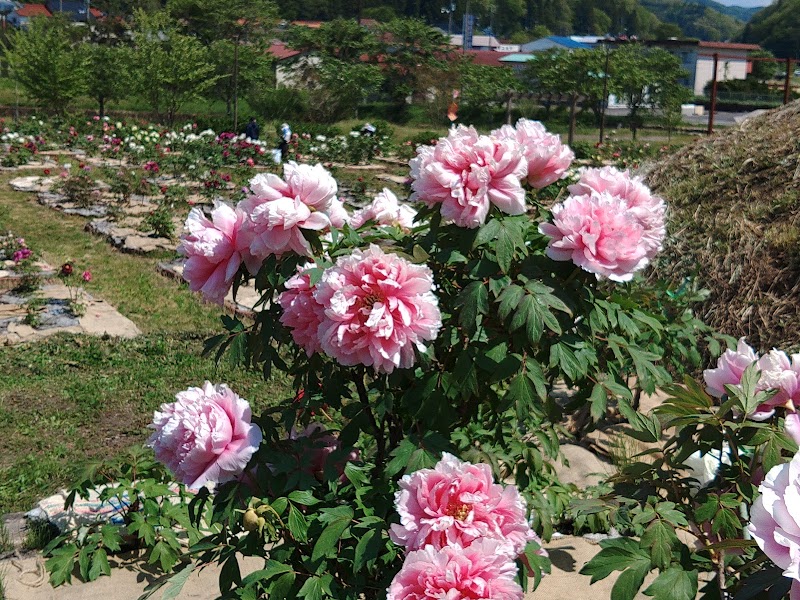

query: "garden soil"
xmin=1 ymin=535 xmax=653 ymax=600
xmin=645 ymin=99 xmax=800 ymax=350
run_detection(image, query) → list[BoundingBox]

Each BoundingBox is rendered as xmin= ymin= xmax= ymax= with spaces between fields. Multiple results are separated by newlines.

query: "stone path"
xmin=0 ymin=534 xmax=652 ymax=600
xmin=0 ymin=283 xmax=140 ymax=345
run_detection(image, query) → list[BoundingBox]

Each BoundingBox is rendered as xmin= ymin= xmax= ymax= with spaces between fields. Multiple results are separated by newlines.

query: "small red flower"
xmin=60 ymin=262 xmax=74 ymax=277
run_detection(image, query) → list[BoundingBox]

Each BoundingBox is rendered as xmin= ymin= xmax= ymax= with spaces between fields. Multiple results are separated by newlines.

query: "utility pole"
xmin=707 ymin=53 xmax=718 ymax=135
xmin=784 ymin=57 xmax=792 ymax=105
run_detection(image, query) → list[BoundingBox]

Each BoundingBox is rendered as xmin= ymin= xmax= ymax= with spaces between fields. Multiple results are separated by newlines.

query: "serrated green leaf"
xmin=297 ymin=574 xmax=333 ymax=600
xmin=473 ymin=218 xmax=502 ymax=247
xmin=241 ymin=560 xmax=294 ymax=587
xmin=288 ymin=490 xmax=319 ymax=506
xmin=580 ymin=538 xmax=650 ymax=583
xmin=456 ymin=281 xmax=489 ymax=334
xmin=641 ymin=520 xmax=675 ymax=571
xmin=590 ymin=383 xmax=608 ymax=421
xmin=46 ymin=546 xmax=76 ymax=587
xmin=643 ymin=567 xmax=697 ymax=600
xmin=88 ymin=548 xmax=110 ymax=581
xmin=498 ymin=285 xmax=524 ymax=320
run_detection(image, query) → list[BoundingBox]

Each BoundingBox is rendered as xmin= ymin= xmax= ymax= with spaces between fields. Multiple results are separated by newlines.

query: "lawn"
xmin=0 ymin=176 xmax=292 ymax=515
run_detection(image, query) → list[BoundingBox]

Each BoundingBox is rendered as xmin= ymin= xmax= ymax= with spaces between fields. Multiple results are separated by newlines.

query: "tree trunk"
xmin=568 ymin=91 xmax=577 ymax=147
xmin=99 ymin=96 xmax=105 ymax=119
xmin=505 ymin=92 xmax=513 ymax=124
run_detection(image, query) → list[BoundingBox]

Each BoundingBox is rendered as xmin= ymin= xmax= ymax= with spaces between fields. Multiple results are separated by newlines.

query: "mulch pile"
xmin=645 ymin=100 xmax=800 ymax=350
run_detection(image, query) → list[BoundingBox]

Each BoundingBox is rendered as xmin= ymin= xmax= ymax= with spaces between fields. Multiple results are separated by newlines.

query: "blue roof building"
xmin=520 ymin=36 xmax=593 ymax=53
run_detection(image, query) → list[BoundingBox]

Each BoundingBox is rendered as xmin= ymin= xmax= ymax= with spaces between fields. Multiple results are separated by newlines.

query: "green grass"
xmin=0 ymin=178 xmax=292 ymax=515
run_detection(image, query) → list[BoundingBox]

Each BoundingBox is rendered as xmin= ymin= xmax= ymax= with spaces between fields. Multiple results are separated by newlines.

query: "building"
xmin=449 ymin=33 xmax=502 ymax=51
xmin=8 ymin=0 xmax=102 ymax=26
xmin=520 ymin=36 xmax=592 ymax=53
xmin=649 ymin=39 xmax=761 ymax=96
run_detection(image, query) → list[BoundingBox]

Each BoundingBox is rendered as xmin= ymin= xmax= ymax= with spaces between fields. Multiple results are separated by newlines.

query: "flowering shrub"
xmin=58 ymin=260 xmax=92 ymax=317
xmin=47 ymin=119 xmax=738 ymax=599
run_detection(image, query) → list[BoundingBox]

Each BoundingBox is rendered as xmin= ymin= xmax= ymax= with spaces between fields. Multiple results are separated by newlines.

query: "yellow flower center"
xmin=446 ymin=500 xmax=470 ymax=521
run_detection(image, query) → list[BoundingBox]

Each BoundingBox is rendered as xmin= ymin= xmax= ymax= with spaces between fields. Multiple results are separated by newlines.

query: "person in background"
xmin=279 ymin=122 xmax=291 ymax=161
xmin=245 ymin=117 xmax=260 ymax=140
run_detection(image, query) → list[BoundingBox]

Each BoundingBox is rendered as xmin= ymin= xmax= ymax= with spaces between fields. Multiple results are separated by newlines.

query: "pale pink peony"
xmin=568 ymin=166 xmax=666 ymax=259
xmin=314 ymin=245 xmax=441 ymax=374
xmin=149 ymin=382 xmax=262 ymax=489
xmin=350 ymin=188 xmax=416 ymax=230
xmin=757 ymin=350 xmax=800 ymax=409
xmin=409 ymin=125 xmax=528 ymax=228
xmin=278 ymin=263 xmax=325 ymax=356
xmin=538 ymin=192 xmax=649 ymax=282
xmin=390 ymin=452 xmax=539 ymax=557
xmin=179 ymin=202 xmax=249 ymax=304
xmin=238 ymin=162 xmax=338 ymax=258
xmin=748 ymin=452 xmax=800 ymax=600
xmin=387 ymin=540 xmax=523 ymax=600
xmin=703 ymin=337 xmax=759 ymax=399
xmin=786 ymin=412 xmax=800 ymax=446
xmin=327 ymin=198 xmax=350 ymax=228
xmin=492 ymin=119 xmax=573 ymax=189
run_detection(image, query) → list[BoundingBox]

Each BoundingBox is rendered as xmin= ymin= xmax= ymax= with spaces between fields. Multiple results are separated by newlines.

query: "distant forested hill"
xmin=273 ymin=0 xmax=749 ymax=41
xmin=740 ymin=0 xmax=800 ymax=57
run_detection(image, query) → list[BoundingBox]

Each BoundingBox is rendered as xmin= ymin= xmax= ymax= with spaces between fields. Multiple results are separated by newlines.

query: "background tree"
xmin=740 ymin=0 xmax=800 ymax=59
xmin=459 ymin=61 xmax=525 ymax=124
xmin=523 ymin=48 xmax=606 ymax=144
xmin=306 ymin=58 xmax=384 ymax=121
xmin=168 ymin=0 xmax=277 ymax=130
xmin=286 ymin=17 xmax=380 ymax=61
xmin=4 ymin=16 xmax=87 ymax=114
xmin=377 ymin=18 xmax=452 ymax=107
xmin=130 ymin=11 xmax=218 ymax=126
xmin=610 ymin=43 xmax=686 ymax=139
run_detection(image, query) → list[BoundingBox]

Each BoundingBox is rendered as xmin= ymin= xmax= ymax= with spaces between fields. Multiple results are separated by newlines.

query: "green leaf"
xmin=508 ymin=373 xmax=536 ymax=420
xmin=288 ymin=490 xmax=319 ymax=506
xmin=288 ymin=505 xmax=309 ymax=543
xmin=618 ymin=398 xmax=661 ymax=443
xmin=611 ymin=562 xmax=650 ymax=600
xmin=219 ymin=552 xmax=242 ymax=595
xmin=580 ymin=538 xmax=650 ymax=583
xmin=640 ymin=520 xmax=675 ymax=571
xmin=353 ymin=527 xmax=383 ymax=573
xmin=455 ymin=281 xmax=489 ymax=334
xmin=89 ymin=548 xmax=110 ymax=581
xmin=149 ymin=540 xmax=179 ymax=574
xmin=643 ymin=567 xmax=697 ymax=600
xmin=79 ymin=544 xmax=92 ymax=580
xmin=100 ymin=525 xmax=123 ymax=553
xmin=495 ymin=222 xmax=516 ymax=273
xmin=497 ymin=285 xmax=524 ymax=320
xmin=269 ymin=571 xmax=297 ymax=600
xmin=138 ymin=563 xmax=195 ymax=600
xmin=312 ymin=507 xmax=354 ymax=562
xmin=46 ymin=546 xmax=76 ymax=587
xmin=590 ymin=382 xmax=608 ymax=421
xmin=241 ymin=560 xmax=294 ymax=586
xmin=297 ymin=574 xmax=333 ymax=600
xmin=473 ymin=218 xmax=502 ymax=247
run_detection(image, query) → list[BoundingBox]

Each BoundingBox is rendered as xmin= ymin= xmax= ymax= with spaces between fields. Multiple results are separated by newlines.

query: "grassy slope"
xmin=0 ymin=176 xmax=291 ymax=514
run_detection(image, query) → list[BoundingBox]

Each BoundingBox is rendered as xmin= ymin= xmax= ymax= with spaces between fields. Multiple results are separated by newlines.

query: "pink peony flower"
xmin=409 ymin=125 xmax=528 ymax=229
xmin=568 ymin=166 xmax=666 ymax=259
xmin=179 ymin=201 xmax=250 ymax=305
xmin=238 ymin=163 xmax=338 ymax=258
xmin=538 ymin=192 xmax=649 ymax=282
xmin=387 ymin=540 xmax=524 ymax=600
xmin=350 ymin=188 xmax=416 ymax=230
xmin=492 ymin=119 xmax=573 ymax=189
xmin=81 ymin=270 xmax=92 ymax=282
xmin=327 ymin=198 xmax=349 ymax=229
xmin=313 ymin=245 xmax=442 ymax=374
xmin=757 ymin=350 xmax=800 ymax=409
xmin=390 ymin=452 xmax=539 ymax=557
xmin=786 ymin=412 xmax=800 ymax=446
xmin=703 ymin=338 xmax=759 ymax=399
xmin=748 ymin=452 xmax=800 ymax=600
xmin=149 ymin=382 xmax=262 ymax=489
xmin=278 ymin=263 xmax=325 ymax=356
